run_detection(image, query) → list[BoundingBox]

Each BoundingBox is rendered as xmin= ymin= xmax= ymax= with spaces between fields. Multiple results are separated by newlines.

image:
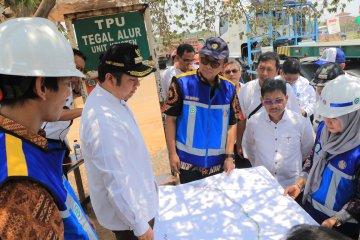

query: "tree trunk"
xmin=33 ymin=0 xmax=56 ymax=18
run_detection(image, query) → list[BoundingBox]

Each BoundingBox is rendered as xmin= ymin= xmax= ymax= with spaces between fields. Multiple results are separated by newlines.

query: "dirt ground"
xmin=66 ymin=72 xmax=170 ymax=239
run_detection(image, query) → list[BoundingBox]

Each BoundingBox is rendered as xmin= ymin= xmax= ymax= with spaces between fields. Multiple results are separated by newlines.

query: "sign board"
xmin=73 ymin=11 xmax=150 ymax=71
xmin=326 ymin=17 xmax=341 ymax=35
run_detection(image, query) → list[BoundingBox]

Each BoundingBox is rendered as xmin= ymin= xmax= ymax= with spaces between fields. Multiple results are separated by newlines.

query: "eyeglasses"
xmin=181 ymin=57 xmax=195 ymax=63
xmin=224 ymin=69 xmax=239 ymax=75
xmin=200 ymin=57 xmax=221 ymax=68
xmin=263 ymin=98 xmax=285 ymax=105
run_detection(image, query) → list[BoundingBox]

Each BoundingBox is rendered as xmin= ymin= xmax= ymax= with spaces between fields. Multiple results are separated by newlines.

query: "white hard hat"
xmin=0 ymin=17 xmax=84 ymax=78
xmin=317 ymin=75 xmax=360 ymax=118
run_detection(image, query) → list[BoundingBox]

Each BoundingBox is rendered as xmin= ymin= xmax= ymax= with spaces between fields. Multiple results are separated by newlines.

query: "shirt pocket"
xmin=279 ymin=134 xmax=301 ymax=159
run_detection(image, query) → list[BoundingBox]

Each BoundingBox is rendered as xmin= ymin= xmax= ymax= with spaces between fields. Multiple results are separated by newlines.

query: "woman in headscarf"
xmin=284 ymin=75 xmax=360 ymax=239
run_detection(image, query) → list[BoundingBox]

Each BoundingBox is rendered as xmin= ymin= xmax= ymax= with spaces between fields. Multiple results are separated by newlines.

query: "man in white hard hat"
xmin=0 ymin=18 xmax=97 ymax=239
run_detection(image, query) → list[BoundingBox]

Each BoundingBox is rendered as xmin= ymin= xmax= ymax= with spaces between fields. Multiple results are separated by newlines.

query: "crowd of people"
xmin=0 ymin=17 xmax=358 ymax=240
xmin=161 ymin=38 xmax=359 ymax=239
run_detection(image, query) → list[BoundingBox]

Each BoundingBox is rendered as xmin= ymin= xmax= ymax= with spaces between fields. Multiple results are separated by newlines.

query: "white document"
xmin=154 ymin=166 xmax=317 ymax=240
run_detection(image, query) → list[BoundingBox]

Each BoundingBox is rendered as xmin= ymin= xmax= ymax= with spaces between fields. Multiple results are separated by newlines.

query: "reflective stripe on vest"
xmin=310 ymin=125 xmax=360 ymax=223
xmin=180 ymin=100 xmax=229 ymax=154
xmin=0 ymin=131 xmax=97 ymax=239
xmin=311 ymin=199 xmax=358 ymax=224
xmin=6 ymin=134 xmax=28 ymax=176
xmin=62 ymin=176 xmax=98 ymax=240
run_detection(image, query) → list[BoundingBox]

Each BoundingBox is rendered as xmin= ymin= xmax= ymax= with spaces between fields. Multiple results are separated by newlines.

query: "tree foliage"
xmin=146 ymin=0 xmax=351 ymax=45
xmin=2 ymin=0 xmax=55 ymax=18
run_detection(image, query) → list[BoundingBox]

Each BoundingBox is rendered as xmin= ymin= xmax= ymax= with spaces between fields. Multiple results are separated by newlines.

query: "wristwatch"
xmin=332 ymin=215 xmax=343 ymax=227
xmin=224 ymin=153 xmax=235 ymax=159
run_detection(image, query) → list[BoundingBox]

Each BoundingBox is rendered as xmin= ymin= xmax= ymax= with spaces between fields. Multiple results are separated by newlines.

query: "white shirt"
xmin=42 ymin=88 xmax=74 ymax=141
xmin=80 ymin=84 xmax=158 ymax=235
xmin=276 ymin=75 xmax=316 ymax=116
xmin=242 ymin=109 xmax=314 ymax=188
xmin=238 ymin=79 xmax=301 ymax=119
xmin=160 ymin=66 xmax=183 ymax=99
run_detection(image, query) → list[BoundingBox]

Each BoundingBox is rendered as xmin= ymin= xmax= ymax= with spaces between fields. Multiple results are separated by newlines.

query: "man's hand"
xmin=300 ymin=108 xmax=307 ymax=117
xmin=284 ymin=184 xmax=301 ymax=199
xmin=224 ymin=158 xmax=235 ymax=175
xmin=138 ymin=227 xmax=154 ymax=240
xmin=321 ymin=217 xmax=337 ymax=228
xmin=169 ymin=153 xmax=180 ymax=174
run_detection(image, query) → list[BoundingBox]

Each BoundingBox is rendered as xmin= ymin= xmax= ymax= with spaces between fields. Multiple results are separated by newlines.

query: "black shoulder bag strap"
xmin=247 ymin=103 xmax=262 ymax=120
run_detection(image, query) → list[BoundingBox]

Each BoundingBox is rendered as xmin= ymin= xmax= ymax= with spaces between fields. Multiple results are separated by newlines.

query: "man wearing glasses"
xmin=237 ymin=52 xmax=301 ymax=159
xmin=242 ymin=80 xmax=314 ymax=188
xmin=223 ymin=61 xmax=245 ymax=91
xmin=162 ymin=37 xmax=243 ymax=183
xmin=160 ymin=44 xmax=195 ymax=99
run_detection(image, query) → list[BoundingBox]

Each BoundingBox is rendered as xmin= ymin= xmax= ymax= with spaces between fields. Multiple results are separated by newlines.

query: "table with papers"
xmin=154 ymin=166 xmax=317 ymax=240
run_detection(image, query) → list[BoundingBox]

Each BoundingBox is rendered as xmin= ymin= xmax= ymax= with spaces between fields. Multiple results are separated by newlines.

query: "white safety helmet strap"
xmin=0 ymin=17 xmax=84 ymax=78
xmin=316 ymin=75 xmax=360 ymax=118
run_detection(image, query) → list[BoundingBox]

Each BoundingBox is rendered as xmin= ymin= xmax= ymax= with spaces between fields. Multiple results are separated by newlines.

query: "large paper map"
xmin=154 ymin=166 xmax=317 ymax=240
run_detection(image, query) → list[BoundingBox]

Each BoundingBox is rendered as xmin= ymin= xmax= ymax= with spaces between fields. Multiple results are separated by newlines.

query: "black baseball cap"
xmin=199 ymin=37 xmax=229 ymax=60
xmin=100 ymin=43 xmax=155 ymax=77
xmin=310 ymin=62 xmax=345 ymax=86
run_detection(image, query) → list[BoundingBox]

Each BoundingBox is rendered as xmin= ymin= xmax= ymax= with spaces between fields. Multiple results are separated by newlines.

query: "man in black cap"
xmin=310 ymin=62 xmax=345 ymax=131
xmin=162 ymin=37 xmax=242 ymax=183
xmin=80 ymin=43 xmax=158 ymax=240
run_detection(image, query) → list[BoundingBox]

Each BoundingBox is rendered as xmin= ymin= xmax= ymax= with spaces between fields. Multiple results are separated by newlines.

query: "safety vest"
xmin=175 ymin=71 xmax=236 ymax=168
xmin=0 ymin=131 xmax=98 ymax=239
xmin=309 ymin=122 xmax=360 ymax=223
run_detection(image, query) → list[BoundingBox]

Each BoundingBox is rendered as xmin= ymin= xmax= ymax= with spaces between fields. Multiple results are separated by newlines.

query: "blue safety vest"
xmin=0 ymin=131 xmax=98 ymax=239
xmin=175 ymin=71 xmax=236 ymax=168
xmin=309 ymin=122 xmax=360 ymax=222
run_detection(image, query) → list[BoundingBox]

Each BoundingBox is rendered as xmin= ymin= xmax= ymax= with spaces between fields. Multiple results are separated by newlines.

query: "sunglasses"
xmin=263 ymin=98 xmax=285 ymax=106
xmin=224 ymin=69 xmax=239 ymax=75
xmin=200 ymin=57 xmax=221 ymax=68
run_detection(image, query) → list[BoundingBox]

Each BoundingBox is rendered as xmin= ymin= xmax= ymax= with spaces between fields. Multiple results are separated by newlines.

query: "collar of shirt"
xmin=97 ymin=83 xmax=126 ymax=105
xmin=197 ymin=70 xmax=221 ymax=88
xmin=0 ymin=115 xmax=47 ymax=149
xmin=96 ymin=84 xmax=136 ymax=123
xmin=255 ymin=79 xmax=261 ymax=91
xmin=264 ymin=109 xmax=289 ymax=124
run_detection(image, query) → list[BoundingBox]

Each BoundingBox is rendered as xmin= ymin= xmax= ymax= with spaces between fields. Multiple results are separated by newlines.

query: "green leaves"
xmin=146 ymin=0 xmax=350 ymax=47
xmin=4 ymin=0 xmax=41 ymax=16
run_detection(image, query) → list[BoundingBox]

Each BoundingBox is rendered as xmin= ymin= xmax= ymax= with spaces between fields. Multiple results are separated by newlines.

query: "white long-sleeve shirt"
xmin=160 ymin=66 xmax=183 ymax=99
xmin=238 ymin=79 xmax=301 ymax=119
xmin=242 ymin=109 xmax=314 ymax=188
xmin=276 ymin=75 xmax=316 ymax=117
xmin=80 ymin=84 xmax=158 ymax=236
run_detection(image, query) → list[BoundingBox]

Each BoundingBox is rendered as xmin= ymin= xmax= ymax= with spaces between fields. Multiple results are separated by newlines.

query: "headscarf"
xmin=303 ymin=109 xmax=360 ymax=203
